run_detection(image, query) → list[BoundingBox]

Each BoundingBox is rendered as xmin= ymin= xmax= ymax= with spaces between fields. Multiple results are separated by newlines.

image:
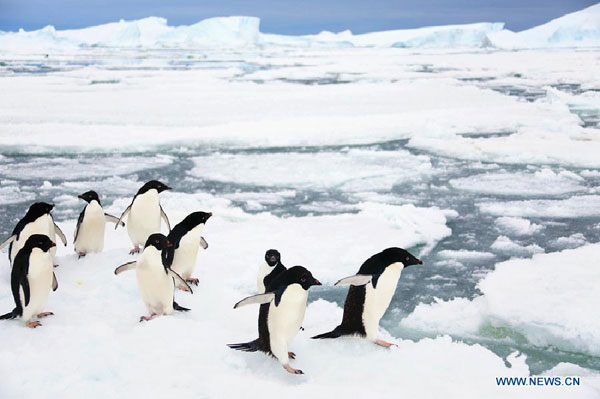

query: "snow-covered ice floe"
xmin=402 ymin=244 xmax=600 ymax=357
xmin=0 ymin=199 xmax=597 ymax=398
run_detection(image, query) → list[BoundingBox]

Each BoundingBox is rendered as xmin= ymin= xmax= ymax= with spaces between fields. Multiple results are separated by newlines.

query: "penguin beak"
xmin=417 ymin=259 xmax=423 ymax=265
xmin=50 ymin=242 xmax=56 ymax=248
xmin=207 ymin=212 xmax=213 ymax=218
xmin=166 ymin=240 xmax=173 ymax=248
xmin=78 ymin=194 xmax=84 ymax=200
xmin=312 ymin=279 xmax=322 ymax=286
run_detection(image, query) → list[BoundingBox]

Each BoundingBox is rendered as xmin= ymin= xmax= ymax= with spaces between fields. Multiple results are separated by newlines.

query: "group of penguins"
xmin=0 ymin=179 xmax=424 ymax=375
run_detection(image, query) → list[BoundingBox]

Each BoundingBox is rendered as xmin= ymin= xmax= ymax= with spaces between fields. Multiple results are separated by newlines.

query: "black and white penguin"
xmin=0 ymin=202 xmax=66 ymax=265
xmin=228 ymin=266 xmax=321 ymax=375
xmin=162 ymin=211 xmax=212 ymax=287
xmin=257 ymin=249 xmax=286 ymax=294
xmin=0 ymin=234 xmax=58 ymax=328
xmin=116 ymin=180 xmax=171 ymax=255
xmin=114 ymin=233 xmax=192 ymax=322
xmin=74 ymin=190 xmax=125 ymax=258
xmin=312 ymin=247 xmax=423 ymax=347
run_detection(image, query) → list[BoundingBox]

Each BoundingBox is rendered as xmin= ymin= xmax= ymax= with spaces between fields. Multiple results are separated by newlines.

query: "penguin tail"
xmin=0 ymin=308 xmax=20 ymax=320
xmin=173 ymin=301 xmax=190 ymax=312
xmin=227 ymin=339 xmax=260 ymax=352
xmin=311 ymin=325 xmax=345 ymax=339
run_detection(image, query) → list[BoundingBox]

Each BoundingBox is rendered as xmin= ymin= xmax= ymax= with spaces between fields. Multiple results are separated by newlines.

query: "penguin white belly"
xmin=20 ymin=249 xmax=54 ymax=322
xmin=171 ymin=225 xmax=203 ymax=280
xmin=11 ymin=215 xmax=54 ymax=264
xmin=135 ymin=248 xmax=173 ymax=315
xmin=362 ymin=263 xmax=403 ymax=340
xmin=257 ymin=262 xmax=273 ymax=294
xmin=75 ymin=202 xmax=106 ymax=253
xmin=267 ymin=284 xmax=308 ymax=364
xmin=127 ymin=190 xmax=161 ymax=247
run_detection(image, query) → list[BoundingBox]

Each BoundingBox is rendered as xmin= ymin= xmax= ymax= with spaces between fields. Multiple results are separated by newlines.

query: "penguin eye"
xmin=406 ymin=256 xmax=409 ymax=261
xmin=300 ymin=277 xmax=306 ymax=283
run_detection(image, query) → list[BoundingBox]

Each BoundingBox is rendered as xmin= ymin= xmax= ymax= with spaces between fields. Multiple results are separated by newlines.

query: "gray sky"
xmin=0 ymin=0 xmax=597 ymax=34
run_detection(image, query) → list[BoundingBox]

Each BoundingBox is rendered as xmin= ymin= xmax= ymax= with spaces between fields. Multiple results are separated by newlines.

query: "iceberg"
xmin=488 ymin=3 xmax=600 ymax=49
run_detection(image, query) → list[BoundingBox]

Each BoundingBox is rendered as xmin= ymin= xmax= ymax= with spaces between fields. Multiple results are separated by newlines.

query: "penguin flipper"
xmin=227 ymin=339 xmax=260 ymax=352
xmin=173 ymin=301 xmax=190 ymax=312
xmin=311 ymin=327 xmax=344 ymax=339
xmin=334 ymin=274 xmax=372 ymax=287
xmin=160 ymin=205 xmax=171 ymax=232
xmin=167 ymin=269 xmax=193 ymax=294
xmin=200 ymin=237 xmax=208 ymax=250
xmin=0 ymin=235 xmax=15 ymax=251
xmin=105 ymin=213 xmax=125 ymax=227
xmin=54 ymin=222 xmax=67 ymax=246
xmin=52 ymin=272 xmax=58 ymax=291
xmin=0 ymin=308 xmax=21 ymax=320
xmin=233 ymin=293 xmax=275 ymax=309
xmin=115 ymin=206 xmax=130 ymax=230
xmin=114 ymin=261 xmax=136 ymax=275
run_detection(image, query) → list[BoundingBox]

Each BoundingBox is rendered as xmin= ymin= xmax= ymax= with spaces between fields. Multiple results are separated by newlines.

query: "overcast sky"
xmin=0 ymin=0 xmax=597 ymax=34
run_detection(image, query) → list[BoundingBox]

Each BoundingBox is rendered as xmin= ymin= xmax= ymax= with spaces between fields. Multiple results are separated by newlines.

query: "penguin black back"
xmin=263 ymin=249 xmax=286 ymax=290
xmin=162 ymin=211 xmax=212 ymax=267
xmin=7 ymin=202 xmax=54 ymax=262
xmin=312 ymin=247 xmax=422 ymax=340
xmin=1 ymin=235 xmax=56 ymax=320
xmin=228 ymin=266 xmax=321 ymax=355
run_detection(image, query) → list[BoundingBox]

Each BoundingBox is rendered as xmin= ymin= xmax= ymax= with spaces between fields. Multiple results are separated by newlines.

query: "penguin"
xmin=116 ymin=180 xmax=171 ymax=255
xmin=0 ymin=202 xmax=67 ymax=266
xmin=228 ymin=266 xmax=321 ymax=375
xmin=162 ymin=211 xmax=212 ymax=287
xmin=312 ymin=247 xmax=423 ymax=347
xmin=114 ymin=233 xmax=192 ymax=322
xmin=257 ymin=249 xmax=286 ymax=294
xmin=0 ymin=234 xmax=58 ymax=328
xmin=74 ymin=190 xmax=125 ymax=258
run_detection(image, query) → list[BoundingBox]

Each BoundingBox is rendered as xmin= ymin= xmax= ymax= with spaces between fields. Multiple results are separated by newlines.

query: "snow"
xmin=402 ymin=244 xmax=600 ymax=357
xmin=494 ymin=217 xmax=545 ymax=236
xmin=189 ymin=150 xmax=433 ymax=191
xmin=0 ymin=201 xmax=596 ymax=398
xmin=490 ymin=235 xmax=545 ymax=257
xmin=449 ymin=169 xmax=586 ymax=196
xmin=478 ymin=195 xmax=600 ymax=218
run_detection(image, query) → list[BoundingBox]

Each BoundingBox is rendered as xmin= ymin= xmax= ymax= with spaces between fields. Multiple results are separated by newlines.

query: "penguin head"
xmin=78 ymin=190 xmax=101 ymax=205
xmin=144 ymin=233 xmax=173 ymax=251
xmin=265 ymin=249 xmax=281 ymax=266
xmin=27 ymin=202 xmax=54 ymax=218
xmin=278 ymin=266 xmax=321 ymax=291
xmin=382 ymin=247 xmax=423 ymax=268
xmin=138 ymin=180 xmax=171 ymax=195
xmin=24 ymin=234 xmax=56 ymax=252
xmin=182 ymin=211 xmax=212 ymax=228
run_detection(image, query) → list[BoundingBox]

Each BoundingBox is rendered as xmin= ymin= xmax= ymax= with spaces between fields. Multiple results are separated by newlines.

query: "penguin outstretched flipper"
xmin=233 ymin=293 xmax=275 ymax=309
xmin=0 ymin=235 xmax=15 ymax=251
xmin=54 ymin=223 xmax=67 ymax=247
xmin=173 ymin=301 xmax=190 ymax=312
xmin=334 ymin=274 xmax=373 ymax=287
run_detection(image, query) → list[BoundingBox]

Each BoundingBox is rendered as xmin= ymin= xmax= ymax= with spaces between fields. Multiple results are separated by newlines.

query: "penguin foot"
xmin=37 ymin=312 xmax=54 ymax=318
xmin=186 ymin=278 xmax=199 ymax=286
xmin=139 ymin=313 xmax=157 ymax=322
xmin=288 ymin=352 xmax=296 ymax=360
xmin=26 ymin=321 xmax=42 ymax=328
xmin=78 ymin=252 xmax=86 ymax=259
xmin=374 ymin=339 xmax=397 ymax=348
xmin=283 ymin=364 xmax=303 ymax=375
xmin=129 ymin=246 xmax=141 ymax=255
